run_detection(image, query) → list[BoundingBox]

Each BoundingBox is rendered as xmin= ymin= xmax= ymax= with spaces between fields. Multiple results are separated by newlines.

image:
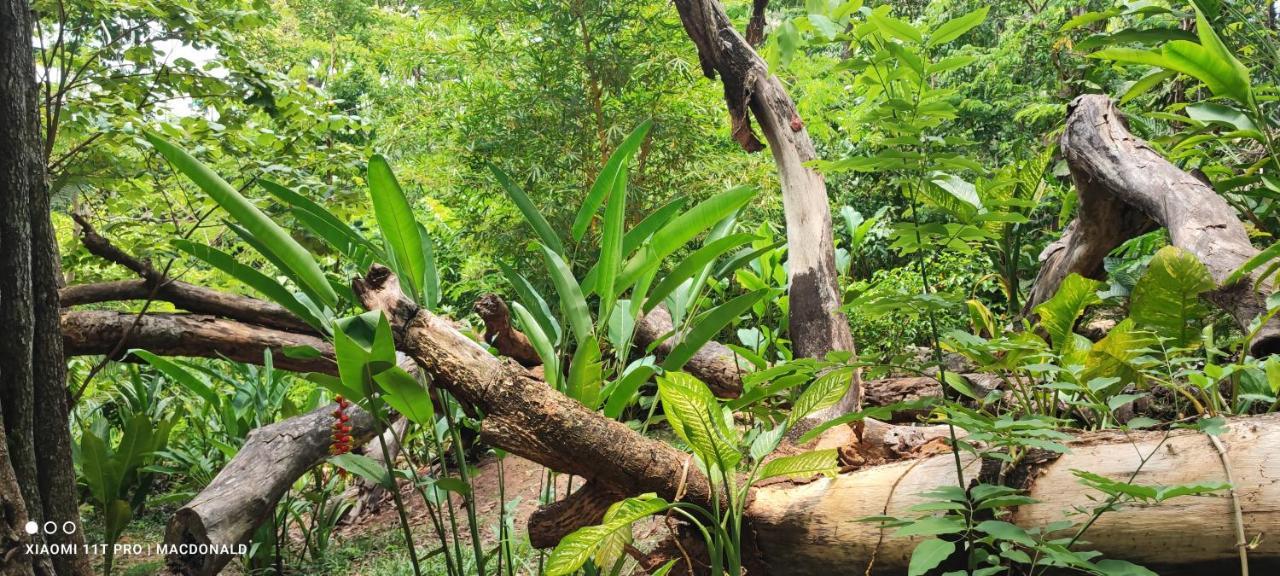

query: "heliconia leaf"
xmin=172 ymin=239 xmax=327 ymax=332
xmin=259 ymin=179 xmax=383 ymax=265
xmin=926 ymin=6 xmax=988 ymax=48
xmin=1035 ymin=273 xmax=1102 ymax=355
xmin=567 ymin=338 xmax=603 ymax=410
xmin=499 ymin=262 xmax=561 ymax=345
xmin=596 ymin=166 xmax=628 ymax=324
xmin=368 ymin=154 xmax=428 ymax=303
xmin=616 ymin=186 xmax=758 ymax=294
xmin=511 ymin=301 xmax=559 ymax=391
xmin=661 ymin=289 xmax=769 ymax=372
xmin=374 ymin=366 xmax=435 ymax=425
xmin=756 ymin=449 xmax=839 ymax=482
xmin=418 ymin=223 xmax=440 ymax=311
xmin=540 ymin=244 xmax=594 ymax=344
xmin=1120 ymin=69 xmax=1176 ymax=104
xmin=572 ymin=120 xmax=652 ymax=242
xmin=603 ymin=363 xmax=656 ymax=420
xmin=145 ymin=132 xmax=338 ymax=307
xmin=330 ymin=453 xmax=393 ymax=489
xmin=490 ymin=163 xmax=564 ymax=255
xmin=1225 ymin=238 xmax=1280 ymax=287
xmin=130 ymin=349 xmax=220 ymax=408
xmin=1129 ymin=246 xmax=1214 ymax=348
xmin=644 ymin=233 xmax=759 ymax=313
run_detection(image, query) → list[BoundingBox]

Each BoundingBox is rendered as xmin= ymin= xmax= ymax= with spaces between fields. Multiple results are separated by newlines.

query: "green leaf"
xmin=603 ymin=363 xmax=655 ymax=420
xmin=369 ymin=155 xmax=428 ymax=303
xmin=644 ymin=233 xmax=758 ymax=313
xmin=1083 ymin=319 xmax=1155 ymax=391
xmin=374 ymin=366 xmax=435 ymax=425
xmin=572 ymin=120 xmax=652 ymax=242
xmin=1129 ymin=246 xmax=1214 ymax=347
xmin=895 ymin=516 xmax=965 ymax=537
xmin=259 ymin=179 xmax=382 ymax=265
xmin=657 ymin=372 xmax=740 ymax=469
xmin=500 ymin=262 xmax=561 ymax=345
xmin=418 ymin=224 xmax=440 ymax=310
xmin=1092 ymin=559 xmax=1158 ymax=576
xmin=567 ymin=338 xmax=603 ymax=410
xmin=908 ymin=539 xmax=956 ymax=576
xmin=540 ymin=244 xmax=594 ymax=344
xmin=787 ymin=369 xmax=854 ymax=428
xmin=103 ymin=499 xmax=133 ymax=543
xmin=130 ymin=350 xmax=220 ymax=408
xmin=511 ymin=301 xmax=560 ymax=391
xmin=331 ymin=453 xmax=393 ymax=489
xmin=1225 ymin=238 xmax=1280 ymax=287
xmin=975 ymin=520 xmax=1035 ymax=546
xmin=173 ymin=239 xmax=326 ymax=331
xmin=490 ymin=163 xmax=564 ymax=255
xmin=756 ymin=449 xmax=838 ymax=482
xmin=661 ymin=289 xmax=769 ymax=372
xmin=616 ymin=186 xmax=758 ymax=295
xmin=926 ymin=6 xmax=988 ymax=47
xmin=1035 ymin=273 xmax=1102 ymax=355
xmin=870 ymin=7 xmax=922 ymax=43
xmin=146 ymin=132 xmax=338 ymax=307
xmin=546 ymin=494 xmax=668 ymax=576
xmin=596 ymin=166 xmax=628 ymax=323
xmin=1120 ymin=69 xmax=1176 ymax=104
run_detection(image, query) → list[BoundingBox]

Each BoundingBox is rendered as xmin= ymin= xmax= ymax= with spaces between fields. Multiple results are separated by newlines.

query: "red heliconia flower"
xmin=330 ymin=395 xmax=354 ymax=455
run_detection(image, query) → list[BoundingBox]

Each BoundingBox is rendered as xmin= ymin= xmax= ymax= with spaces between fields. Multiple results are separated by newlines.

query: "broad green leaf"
xmin=81 ymin=431 xmax=120 ymax=506
xmin=260 ymin=179 xmax=383 ymax=265
xmin=787 ymin=369 xmax=854 ymax=428
xmin=756 ymin=449 xmax=838 ymax=482
xmin=540 ymin=244 xmax=594 ymax=344
xmin=331 ymin=453 xmax=393 ymax=489
xmin=1035 ymin=273 xmax=1102 ymax=355
xmin=895 ymin=516 xmax=966 ymax=537
xmin=661 ymin=289 xmax=769 ymax=372
xmin=596 ymin=166 xmax=627 ymax=323
xmin=908 ymin=539 xmax=956 ymax=576
xmin=1075 ymin=27 xmax=1196 ymax=51
xmin=644 ymin=233 xmax=758 ymax=313
xmin=658 ymin=372 xmax=740 ymax=469
xmin=369 ymin=155 xmax=428 ymax=303
xmin=511 ymin=301 xmax=560 ymax=391
xmin=173 ymin=239 xmax=326 ymax=331
xmin=103 ymin=499 xmax=133 ymax=543
xmin=546 ymin=494 xmax=668 ymax=576
xmin=870 ymin=8 xmax=922 ymax=43
xmin=1120 ymin=69 xmax=1176 ymax=104
xmin=1225 ymin=238 xmax=1280 ymax=287
xmin=603 ymin=363 xmax=655 ymax=420
xmin=500 ymin=262 xmax=561 ymax=345
xmin=926 ymin=6 xmax=988 ymax=48
xmin=1130 ymin=246 xmax=1214 ymax=347
xmin=490 ymin=163 xmax=564 ymax=255
xmin=130 ymin=349 xmax=220 ymax=408
xmin=1184 ymin=102 xmax=1258 ymax=133
xmin=333 ymin=311 xmax=397 ymax=399
xmin=567 ymin=338 xmax=603 ymax=410
xmin=572 ymin=120 xmax=652 ymax=241
xmin=418 ymin=223 xmax=440 ymax=310
xmin=374 ymin=366 xmax=435 ymax=425
xmin=616 ymin=186 xmax=758 ymax=294
xmin=1083 ymin=319 xmax=1155 ymax=391
xmin=975 ymin=520 xmax=1035 ymax=546
xmin=146 ymin=132 xmax=338 ymax=307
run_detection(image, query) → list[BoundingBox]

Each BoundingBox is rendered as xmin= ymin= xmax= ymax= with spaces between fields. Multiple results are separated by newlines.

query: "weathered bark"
xmin=672 ymin=0 xmax=855 ymax=375
xmin=1026 ymin=95 xmax=1280 ymax=356
xmin=344 ymin=417 xmax=410 ymax=518
xmin=0 ymin=413 xmax=35 ymax=576
xmin=61 ymin=310 xmax=336 ymax=373
xmin=60 ymin=279 xmax=314 ymax=334
xmin=745 ymin=0 xmax=769 ymax=47
xmin=474 ymin=293 xmax=541 ymax=367
xmin=747 ymin=413 xmax=1280 ymax=575
xmin=633 ymin=305 xmax=743 ymax=398
xmin=162 ymin=403 xmax=378 ymax=576
xmin=354 ymin=266 xmax=719 ymax=536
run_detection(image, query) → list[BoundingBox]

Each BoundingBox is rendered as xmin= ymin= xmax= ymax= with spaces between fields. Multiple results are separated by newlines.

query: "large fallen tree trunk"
xmin=747 ymin=413 xmax=1280 ymax=575
xmin=60 ymin=279 xmax=314 ymax=334
xmin=162 ymin=403 xmax=377 ymax=576
xmin=1026 ymin=94 xmax=1280 ymax=356
xmin=634 ymin=304 xmax=744 ymax=398
xmin=61 ymin=310 xmax=335 ymax=373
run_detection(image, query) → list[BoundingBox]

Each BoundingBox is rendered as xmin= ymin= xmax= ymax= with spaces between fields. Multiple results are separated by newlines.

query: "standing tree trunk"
xmin=671 ymin=0 xmax=859 ymax=412
xmin=0 ymin=0 xmax=90 ymax=573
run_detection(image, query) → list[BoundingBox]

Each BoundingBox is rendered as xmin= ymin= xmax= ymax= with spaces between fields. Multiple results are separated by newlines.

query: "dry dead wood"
xmin=748 ymin=413 xmax=1280 ymax=575
xmin=1027 ymin=95 xmax=1280 ymax=356
xmin=60 ymin=279 xmax=314 ymax=334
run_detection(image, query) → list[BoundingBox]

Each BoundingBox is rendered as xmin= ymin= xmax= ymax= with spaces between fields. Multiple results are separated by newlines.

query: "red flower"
xmin=330 ymin=396 xmax=354 ymax=455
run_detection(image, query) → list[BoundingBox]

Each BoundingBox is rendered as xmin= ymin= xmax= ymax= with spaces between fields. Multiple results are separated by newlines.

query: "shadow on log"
xmin=1026 ymin=95 xmax=1280 ymax=356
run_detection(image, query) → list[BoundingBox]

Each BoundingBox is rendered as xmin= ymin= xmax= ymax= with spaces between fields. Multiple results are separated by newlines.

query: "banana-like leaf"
xmin=567 ymin=338 xmax=603 ymax=410
xmin=499 ymin=262 xmax=562 ymax=345
xmin=172 ymin=239 xmax=327 ymax=332
xmin=540 ymin=244 xmax=594 ymax=344
xmin=418 ymin=223 xmax=440 ymax=311
xmin=511 ymin=301 xmax=559 ymax=391
xmin=571 ymin=120 xmax=652 ymax=241
xmin=596 ymin=166 xmax=628 ymax=324
xmin=662 ymin=289 xmax=770 ymax=372
xmin=644 ymin=233 xmax=759 ymax=313
xmin=146 ymin=132 xmax=338 ymax=307
xmin=330 ymin=453 xmax=393 ymax=489
xmin=603 ymin=363 xmax=656 ymax=420
xmin=616 ymin=186 xmax=758 ymax=294
xmin=130 ymin=349 xmax=220 ymax=408
xmin=260 ymin=179 xmax=383 ymax=266
xmin=368 ymin=155 xmax=428 ymax=303
xmin=1130 ymin=246 xmax=1214 ymax=348
xmin=374 ymin=366 xmax=435 ymax=425
xmin=756 ymin=449 xmax=839 ymax=482
xmin=490 ymin=163 xmax=564 ymax=255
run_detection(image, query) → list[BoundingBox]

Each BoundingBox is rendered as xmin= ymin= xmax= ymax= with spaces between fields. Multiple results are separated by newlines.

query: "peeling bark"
xmin=1027 ymin=95 xmax=1280 ymax=356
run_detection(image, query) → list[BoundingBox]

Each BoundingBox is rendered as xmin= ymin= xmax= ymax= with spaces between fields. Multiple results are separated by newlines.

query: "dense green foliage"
xmin=41 ymin=0 xmax=1280 ymax=575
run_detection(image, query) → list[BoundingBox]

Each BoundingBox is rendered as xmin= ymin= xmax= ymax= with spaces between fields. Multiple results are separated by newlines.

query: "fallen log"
xmin=60 ymin=279 xmax=314 ymax=334
xmin=1026 ymin=95 xmax=1280 ymax=356
xmin=162 ymin=403 xmax=377 ymax=576
xmin=61 ymin=310 xmax=335 ymax=373
xmin=747 ymin=413 xmax=1280 ymax=575
xmin=633 ymin=304 xmax=744 ymax=398
xmin=474 ymin=293 xmax=541 ymax=367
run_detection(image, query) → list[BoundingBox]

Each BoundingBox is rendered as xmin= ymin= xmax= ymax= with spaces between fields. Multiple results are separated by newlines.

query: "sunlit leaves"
xmin=1129 ymin=246 xmax=1214 ymax=347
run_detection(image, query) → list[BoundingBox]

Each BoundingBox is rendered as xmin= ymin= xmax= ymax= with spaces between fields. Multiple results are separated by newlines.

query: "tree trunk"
xmin=1026 ymin=95 xmax=1280 ymax=356
xmin=161 ymin=403 xmax=378 ymax=576
xmin=632 ymin=304 xmax=744 ymax=398
xmin=59 ymin=279 xmax=314 ymax=334
xmin=1 ymin=0 xmax=89 ymax=571
xmin=0 ymin=414 xmax=35 ymax=576
xmin=670 ymin=1 xmax=856 ymax=387
xmin=747 ymin=413 xmax=1280 ymax=575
